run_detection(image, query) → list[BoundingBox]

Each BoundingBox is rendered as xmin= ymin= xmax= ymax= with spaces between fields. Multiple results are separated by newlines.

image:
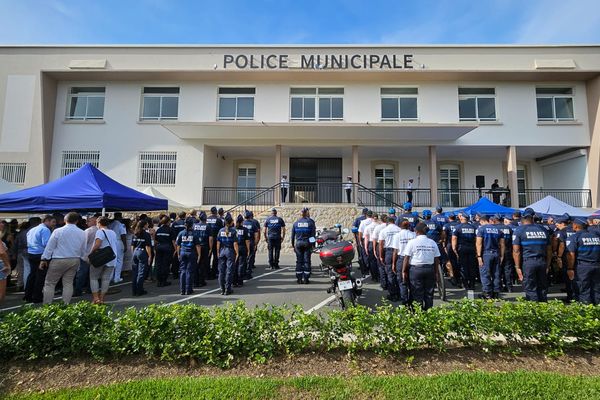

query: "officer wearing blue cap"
xmin=512 ymin=208 xmax=552 ymax=302
xmin=397 ymin=202 xmax=417 ymax=230
xmin=170 ymin=211 xmax=187 ymax=279
xmin=555 ymin=215 xmax=576 ymax=302
xmin=442 ymin=213 xmax=460 ymax=286
xmin=476 ymin=215 xmax=505 ymax=299
xmin=242 ymin=210 xmax=260 ymax=279
xmin=567 ymin=218 xmax=600 ymax=305
xmin=217 ymin=213 xmax=238 ymax=295
xmin=233 ymin=215 xmax=250 ymax=288
xmin=206 ymin=207 xmax=224 ymax=279
xmin=191 ymin=212 xmax=210 ymax=288
xmin=175 ymin=218 xmax=201 ymax=295
xmin=452 ymin=212 xmax=477 ymax=289
xmin=264 ymin=208 xmax=286 ymax=270
xmin=292 ymin=207 xmax=316 ymax=284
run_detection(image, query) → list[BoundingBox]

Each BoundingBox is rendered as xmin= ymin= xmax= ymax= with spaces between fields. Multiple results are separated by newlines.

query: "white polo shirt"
xmin=402 ymin=234 xmax=440 ymax=265
xmin=379 ymin=223 xmax=401 ymax=248
xmin=371 ymin=222 xmax=386 ymax=243
xmin=391 ymin=228 xmax=416 ymax=256
xmin=358 ymin=217 xmax=373 ymax=234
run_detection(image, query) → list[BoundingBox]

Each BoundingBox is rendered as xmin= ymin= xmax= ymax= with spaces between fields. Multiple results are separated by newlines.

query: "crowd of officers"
xmin=354 ymin=202 xmax=600 ymax=310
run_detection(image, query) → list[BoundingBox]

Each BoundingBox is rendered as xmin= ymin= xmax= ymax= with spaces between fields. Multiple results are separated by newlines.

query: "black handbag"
xmin=88 ymin=230 xmax=117 ymax=268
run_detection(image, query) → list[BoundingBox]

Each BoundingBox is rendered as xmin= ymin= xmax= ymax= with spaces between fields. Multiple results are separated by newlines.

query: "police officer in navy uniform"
xmin=452 ymin=212 xmax=477 ymax=289
xmin=170 ymin=211 xmax=187 ymax=279
xmin=397 ymin=202 xmax=417 ymax=230
xmin=292 ymin=207 xmax=316 ymax=284
xmin=206 ymin=206 xmax=224 ymax=279
xmin=555 ymin=215 xmax=576 ymax=302
xmin=442 ymin=213 xmax=461 ymax=287
xmin=498 ymin=216 xmax=515 ymax=292
xmin=476 ymin=215 xmax=505 ymax=299
xmin=154 ymin=216 xmax=174 ymax=287
xmin=242 ymin=210 xmax=260 ymax=279
xmin=567 ymin=218 xmax=600 ymax=305
xmin=192 ymin=212 xmax=210 ymax=288
xmin=176 ymin=219 xmax=201 ymax=296
xmin=510 ymin=211 xmax=521 ymax=227
xmin=353 ymin=208 xmax=369 ymax=274
xmin=512 ymin=208 xmax=552 ymax=302
xmin=218 ymin=207 xmax=225 ymax=224
xmin=217 ymin=213 xmax=238 ymax=295
xmin=264 ymin=208 xmax=286 ymax=270
xmin=233 ymin=215 xmax=250 ymax=288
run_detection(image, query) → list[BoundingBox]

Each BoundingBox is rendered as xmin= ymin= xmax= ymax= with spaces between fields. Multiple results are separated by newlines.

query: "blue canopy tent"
xmin=0 ymin=164 xmax=167 ymax=212
xmin=524 ymin=195 xmax=589 ymax=218
xmin=444 ymin=197 xmax=516 ymax=217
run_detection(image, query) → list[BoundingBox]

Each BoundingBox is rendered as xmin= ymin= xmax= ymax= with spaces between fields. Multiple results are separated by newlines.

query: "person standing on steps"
xmin=280 ymin=175 xmax=289 ymax=203
xmin=344 ymin=176 xmax=353 ymax=204
xmin=217 ymin=214 xmax=238 ymax=295
xmin=292 ymin=207 xmax=316 ymax=284
xmin=406 ymin=178 xmax=414 ymax=204
xmin=264 ymin=208 xmax=286 ymax=270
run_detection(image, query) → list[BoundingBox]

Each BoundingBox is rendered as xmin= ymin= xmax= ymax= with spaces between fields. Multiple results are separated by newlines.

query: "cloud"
xmin=515 ymin=0 xmax=600 ymax=43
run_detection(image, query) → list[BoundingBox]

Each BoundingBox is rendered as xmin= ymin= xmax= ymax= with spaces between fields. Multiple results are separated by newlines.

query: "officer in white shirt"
xmin=363 ymin=213 xmax=380 ymax=281
xmin=392 ymin=219 xmax=416 ymax=305
xmin=378 ymin=211 xmax=401 ymax=301
xmin=402 ymin=222 xmax=441 ymax=310
xmin=343 ymin=176 xmax=353 ymax=203
xmin=40 ymin=212 xmax=86 ymax=305
xmin=371 ymin=215 xmax=388 ymax=289
xmin=109 ymin=212 xmax=127 ymax=283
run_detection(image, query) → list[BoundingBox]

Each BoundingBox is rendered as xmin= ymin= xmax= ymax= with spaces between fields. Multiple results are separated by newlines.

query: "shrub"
xmin=0 ymin=300 xmax=598 ymax=367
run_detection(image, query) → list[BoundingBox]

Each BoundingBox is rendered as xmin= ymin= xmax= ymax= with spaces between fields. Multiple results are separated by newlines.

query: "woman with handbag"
xmin=89 ymin=216 xmax=118 ymax=304
xmin=131 ymin=220 xmax=152 ymax=296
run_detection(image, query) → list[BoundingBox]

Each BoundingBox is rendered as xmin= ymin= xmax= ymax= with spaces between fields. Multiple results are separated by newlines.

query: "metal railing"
xmin=437 ymin=189 xmax=511 ymax=208
xmin=437 ymin=188 xmax=592 ymax=208
xmin=287 ymin=182 xmax=351 ymax=203
xmin=356 ymin=187 xmax=431 ymax=209
xmin=203 ymin=187 xmax=274 ymax=206
xmin=355 ymin=184 xmax=407 ymax=213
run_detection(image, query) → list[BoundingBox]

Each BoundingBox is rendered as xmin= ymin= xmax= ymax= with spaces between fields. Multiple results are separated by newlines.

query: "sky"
xmin=0 ymin=0 xmax=599 ymax=45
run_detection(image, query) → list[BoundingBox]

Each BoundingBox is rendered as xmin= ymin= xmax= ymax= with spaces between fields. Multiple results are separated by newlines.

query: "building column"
xmin=275 ymin=145 xmax=282 ymax=205
xmin=506 ymin=146 xmax=519 ymax=208
xmin=352 ymin=145 xmax=359 ymax=203
xmin=428 ymin=146 xmax=438 ymax=207
xmin=586 ymin=76 xmax=600 ymax=209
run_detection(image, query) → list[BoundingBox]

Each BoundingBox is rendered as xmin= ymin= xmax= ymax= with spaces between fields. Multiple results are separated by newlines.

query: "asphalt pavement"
xmin=0 ymin=253 xmax=569 ymax=314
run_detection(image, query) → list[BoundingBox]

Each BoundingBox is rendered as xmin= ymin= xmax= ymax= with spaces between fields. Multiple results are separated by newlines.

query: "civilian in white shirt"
xmin=363 ymin=213 xmax=380 ymax=281
xmin=343 ymin=176 xmax=353 ymax=203
xmin=391 ymin=219 xmax=416 ymax=305
xmin=378 ymin=214 xmax=401 ymax=301
xmin=109 ymin=213 xmax=127 ymax=283
xmin=74 ymin=214 xmax=99 ymax=297
xmin=401 ymin=222 xmax=441 ymax=310
xmin=40 ymin=212 xmax=86 ymax=304
xmin=371 ymin=215 xmax=388 ymax=289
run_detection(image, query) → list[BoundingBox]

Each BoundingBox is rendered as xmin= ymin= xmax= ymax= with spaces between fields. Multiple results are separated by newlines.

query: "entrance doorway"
xmin=289 ymin=158 xmax=342 ymax=203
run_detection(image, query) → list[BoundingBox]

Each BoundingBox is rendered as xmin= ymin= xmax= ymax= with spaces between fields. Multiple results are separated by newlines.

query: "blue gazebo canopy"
xmin=0 ymin=163 xmax=167 ymax=212
xmin=446 ymin=197 xmax=516 ymax=217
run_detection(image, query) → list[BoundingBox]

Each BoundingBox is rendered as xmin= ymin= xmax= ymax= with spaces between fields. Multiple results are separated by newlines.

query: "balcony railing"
xmin=204 ymin=186 xmax=592 ymax=210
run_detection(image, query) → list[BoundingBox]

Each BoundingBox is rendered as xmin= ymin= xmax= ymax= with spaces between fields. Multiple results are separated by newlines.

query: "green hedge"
xmin=0 ymin=300 xmax=599 ymax=367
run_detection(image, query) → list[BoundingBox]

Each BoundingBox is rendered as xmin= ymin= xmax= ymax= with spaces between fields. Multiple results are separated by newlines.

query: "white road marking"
xmin=305 ymin=295 xmax=336 ymax=314
xmin=165 ymin=267 xmax=291 ymax=305
xmin=0 ymin=280 xmax=131 ymax=312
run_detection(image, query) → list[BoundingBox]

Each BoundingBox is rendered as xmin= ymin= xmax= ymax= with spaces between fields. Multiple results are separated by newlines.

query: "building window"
xmin=140 ymin=87 xmax=179 ymax=120
xmin=218 ymin=88 xmax=255 ymax=120
xmin=439 ymin=165 xmax=461 ymax=207
xmin=458 ymin=88 xmax=496 ymax=122
xmin=517 ymin=166 xmax=528 ymax=208
xmin=380 ymin=88 xmax=418 ymax=121
xmin=0 ymin=162 xmax=26 ymax=185
xmin=138 ymin=152 xmax=177 ymax=186
xmin=61 ymin=151 xmax=100 ymax=176
xmin=66 ymin=87 xmax=105 ymax=120
xmin=290 ymin=87 xmax=343 ymax=121
xmin=536 ymin=87 xmax=574 ymax=122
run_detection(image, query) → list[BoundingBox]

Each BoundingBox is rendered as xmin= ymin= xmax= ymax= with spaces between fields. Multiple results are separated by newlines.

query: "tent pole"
xmin=102 ymin=208 xmax=106 ymax=216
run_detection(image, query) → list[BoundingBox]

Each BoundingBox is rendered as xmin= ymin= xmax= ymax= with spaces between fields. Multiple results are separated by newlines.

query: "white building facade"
xmin=0 ymin=45 xmax=599 ymax=209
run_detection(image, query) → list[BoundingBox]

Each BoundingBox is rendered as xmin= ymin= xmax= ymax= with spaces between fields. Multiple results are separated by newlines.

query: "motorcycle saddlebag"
xmin=319 ymin=240 xmax=355 ymax=266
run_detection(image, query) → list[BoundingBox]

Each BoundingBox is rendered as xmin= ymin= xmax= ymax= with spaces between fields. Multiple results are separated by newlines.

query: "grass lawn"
xmin=6 ymin=371 xmax=600 ymax=400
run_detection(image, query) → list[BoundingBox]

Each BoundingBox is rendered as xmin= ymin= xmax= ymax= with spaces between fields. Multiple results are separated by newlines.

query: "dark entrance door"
xmin=289 ymin=158 xmax=342 ymax=203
